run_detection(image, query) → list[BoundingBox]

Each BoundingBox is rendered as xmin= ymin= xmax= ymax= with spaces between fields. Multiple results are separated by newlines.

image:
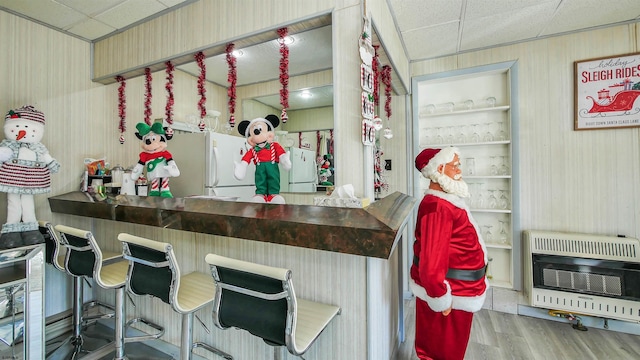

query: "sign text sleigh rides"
xmin=575 ymin=52 xmax=640 ymax=130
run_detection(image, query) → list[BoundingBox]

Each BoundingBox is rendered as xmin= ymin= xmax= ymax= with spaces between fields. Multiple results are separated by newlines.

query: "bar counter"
xmin=48 ymin=191 xmax=416 ymax=259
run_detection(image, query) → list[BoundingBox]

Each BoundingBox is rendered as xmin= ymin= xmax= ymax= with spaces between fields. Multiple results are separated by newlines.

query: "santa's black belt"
xmin=413 ymin=255 xmax=487 ymax=281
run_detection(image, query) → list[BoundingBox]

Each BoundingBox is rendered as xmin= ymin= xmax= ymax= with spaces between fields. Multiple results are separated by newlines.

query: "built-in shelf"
xmin=419 ymin=105 xmax=510 ymax=119
xmin=412 ymin=61 xmax=520 ymax=291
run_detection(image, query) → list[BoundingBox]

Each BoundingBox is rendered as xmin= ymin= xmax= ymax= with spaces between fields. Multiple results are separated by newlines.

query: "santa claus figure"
xmin=410 ymin=147 xmax=489 ymax=360
xmin=0 ymin=105 xmax=60 ymax=249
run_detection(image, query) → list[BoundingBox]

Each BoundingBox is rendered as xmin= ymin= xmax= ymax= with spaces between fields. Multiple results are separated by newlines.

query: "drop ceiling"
xmin=2 ymin=0 xmax=640 ymax=109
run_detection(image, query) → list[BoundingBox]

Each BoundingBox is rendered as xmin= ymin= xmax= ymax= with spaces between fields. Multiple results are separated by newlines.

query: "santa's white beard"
xmin=428 ymin=171 xmax=470 ymax=198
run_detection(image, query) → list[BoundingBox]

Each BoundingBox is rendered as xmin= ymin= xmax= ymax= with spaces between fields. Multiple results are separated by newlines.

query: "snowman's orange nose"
xmin=16 ymin=130 xmax=26 ymax=140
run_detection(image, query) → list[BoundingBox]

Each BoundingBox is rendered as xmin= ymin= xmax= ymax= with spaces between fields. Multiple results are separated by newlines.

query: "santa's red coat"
xmin=410 ymin=188 xmax=489 ymax=360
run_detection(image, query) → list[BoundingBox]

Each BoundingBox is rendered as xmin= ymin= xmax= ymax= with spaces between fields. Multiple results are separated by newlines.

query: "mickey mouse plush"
xmin=234 ymin=114 xmax=291 ymax=204
xmin=131 ymin=122 xmax=180 ymax=197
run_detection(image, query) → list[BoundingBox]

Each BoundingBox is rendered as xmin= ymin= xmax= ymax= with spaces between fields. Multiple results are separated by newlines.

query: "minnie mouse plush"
xmin=234 ymin=114 xmax=291 ymax=204
xmin=131 ymin=122 xmax=180 ymax=197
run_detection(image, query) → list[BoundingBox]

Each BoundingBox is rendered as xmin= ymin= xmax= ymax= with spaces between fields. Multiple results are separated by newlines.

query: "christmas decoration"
xmin=372 ymin=45 xmax=380 ymax=105
xmin=373 ymin=144 xmax=389 ymax=196
xmin=234 ymin=115 xmax=291 ymax=204
xmin=381 ymin=65 xmax=394 ymax=139
xmin=381 ymin=65 xmax=392 ymax=119
xmin=278 ymin=28 xmax=289 ymax=123
xmin=144 ymin=68 xmax=152 ymax=125
xmin=165 ymin=61 xmax=174 ymax=127
xmin=195 ymin=51 xmax=207 ymax=131
xmin=132 ymin=122 xmax=180 ymax=198
xmin=0 ymin=106 xmax=60 ymax=248
xmin=116 ymin=75 xmax=127 ymax=144
xmin=225 ymin=43 xmax=237 ymax=128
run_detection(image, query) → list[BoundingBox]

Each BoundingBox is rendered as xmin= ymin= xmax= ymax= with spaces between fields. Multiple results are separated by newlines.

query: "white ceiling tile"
xmin=0 ymin=0 xmax=85 ymax=29
xmin=66 ymin=18 xmax=116 ymax=40
xmin=401 ymin=23 xmax=460 ymax=60
xmin=541 ymin=0 xmax=640 ymax=35
xmin=94 ymin=0 xmax=167 ymax=29
xmin=460 ymin=3 xmax=557 ymax=51
xmin=390 ymin=0 xmax=463 ymax=32
xmin=56 ymin=0 xmax=126 ymax=17
xmin=464 ymin=0 xmax=559 ymax=20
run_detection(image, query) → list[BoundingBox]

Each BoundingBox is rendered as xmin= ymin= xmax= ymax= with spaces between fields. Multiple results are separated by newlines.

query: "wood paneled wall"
xmin=93 ymin=0 xmax=343 ymax=80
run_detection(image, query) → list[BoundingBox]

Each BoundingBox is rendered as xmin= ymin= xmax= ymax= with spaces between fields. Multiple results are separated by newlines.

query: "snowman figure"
xmin=0 ymin=105 xmax=60 ymax=249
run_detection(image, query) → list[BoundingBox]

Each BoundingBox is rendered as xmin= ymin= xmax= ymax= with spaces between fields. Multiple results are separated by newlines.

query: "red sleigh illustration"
xmin=587 ymin=90 xmax=640 ymax=113
xmin=580 ymin=84 xmax=640 ymax=118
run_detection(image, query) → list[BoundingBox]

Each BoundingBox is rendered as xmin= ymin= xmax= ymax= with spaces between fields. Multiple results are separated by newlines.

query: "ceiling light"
xmin=278 ymin=36 xmax=294 ymax=45
xmin=300 ymin=90 xmax=313 ymax=98
xmin=232 ymin=50 xmax=244 ymax=57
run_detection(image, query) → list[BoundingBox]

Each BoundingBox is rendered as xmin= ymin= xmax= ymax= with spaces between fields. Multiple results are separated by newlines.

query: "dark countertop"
xmin=48 ymin=191 xmax=417 ymax=259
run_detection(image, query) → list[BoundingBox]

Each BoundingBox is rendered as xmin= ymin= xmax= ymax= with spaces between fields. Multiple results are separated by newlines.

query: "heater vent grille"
xmin=542 ymin=268 xmax=622 ymax=296
xmin=524 ymin=230 xmax=640 ymax=322
xmin=527 ymin=231 xmax=640 ymax=262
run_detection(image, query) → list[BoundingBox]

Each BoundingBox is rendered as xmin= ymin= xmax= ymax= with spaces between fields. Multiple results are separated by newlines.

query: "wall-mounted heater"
xmin=523 ymin=230 xmax=640 ymax=323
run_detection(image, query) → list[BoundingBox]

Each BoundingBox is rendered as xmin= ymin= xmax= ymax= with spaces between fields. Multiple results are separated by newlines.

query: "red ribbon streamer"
xmin=278 ymin=28 xmax=289 ymax=122
xmin=195 ymin=52 xmax=207 ymax=120
xmin=165 ymin=61 xmax=175 ymax=125
xmin=144 ymin=68 xmax=152 ymax=125
xmin=372 ymin=45 xmax=380 ymax=106
xmin=381 ymin=65 xmax=392 ymax=119
xmin=226 ymin=43 xmax=237 ymax=127
xmin=116 ymin=75 xmax=126 ymax=134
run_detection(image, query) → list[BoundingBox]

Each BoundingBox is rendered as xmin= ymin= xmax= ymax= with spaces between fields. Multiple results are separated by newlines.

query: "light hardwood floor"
xmin=395 ymin=298 xmax=640 ymax=360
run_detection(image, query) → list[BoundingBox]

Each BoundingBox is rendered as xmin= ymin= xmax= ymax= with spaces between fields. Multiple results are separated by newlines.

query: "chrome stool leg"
xmin=45 ymin=277 xmax=113 ymax=360
xmin=189 ymin=313 xmax=233 ymax=360
xmin=114 ymin=287 xmax=126 ymax=360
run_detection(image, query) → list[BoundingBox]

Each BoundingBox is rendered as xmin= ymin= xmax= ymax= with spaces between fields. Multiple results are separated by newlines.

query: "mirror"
xmin=177 ymin=21 xmax=334 ymax=193
xmin=244 ymin=85 xmax=334 ymax=192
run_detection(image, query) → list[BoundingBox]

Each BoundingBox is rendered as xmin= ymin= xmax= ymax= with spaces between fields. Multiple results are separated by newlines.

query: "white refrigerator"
xmin=280 ymin=147 xmax=318 ymax=192
xmin=169 ymin=130 xmax=257 ymax=201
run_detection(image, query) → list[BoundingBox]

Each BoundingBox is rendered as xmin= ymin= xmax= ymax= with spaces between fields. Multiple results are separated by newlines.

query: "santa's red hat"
xmin=415 ymin=147 xmax=459 ymax=176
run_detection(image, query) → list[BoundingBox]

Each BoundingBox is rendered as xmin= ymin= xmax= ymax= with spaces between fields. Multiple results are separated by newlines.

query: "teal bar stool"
xmin=118 ymin=233 xmax=232 ymax=360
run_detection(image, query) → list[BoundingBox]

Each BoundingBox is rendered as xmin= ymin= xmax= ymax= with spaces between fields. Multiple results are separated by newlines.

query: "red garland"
xmin=225 ymin=43 xmax=237 ymax=127
xmin=194 ymin=52 xmax=207 ymax=128
xmin=329 ymin=129 xmax=334 ymax=155
xmin=277 ymin=27 xmax=289 ymax=123
xmin=381 ymin=65 xmax=392 ymax=119
xmin=115 ymin=75 xmax=126 ymax=144
xmin=165 ymin=61 xmax=175 ymax=125
xmin=372 ymin=45 xmax=380 ymax=106
xmin=144 ymin=68 xmax=152 ymax=125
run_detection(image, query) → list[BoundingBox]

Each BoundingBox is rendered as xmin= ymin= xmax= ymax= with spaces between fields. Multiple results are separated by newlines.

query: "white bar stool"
xmin=205 ymin=254 xmax=341 ymax=360
xmin=55 ymin=225 xmax=164 ymax=360
xmin=40 ymin=221 xmax=116 ymax=359
xmin=118 ymin=233 xmax=232 ymax=360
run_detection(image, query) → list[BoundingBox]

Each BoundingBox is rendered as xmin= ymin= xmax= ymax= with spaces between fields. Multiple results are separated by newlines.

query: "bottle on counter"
xmin=136 ymin=176 xmax=148 ymax=196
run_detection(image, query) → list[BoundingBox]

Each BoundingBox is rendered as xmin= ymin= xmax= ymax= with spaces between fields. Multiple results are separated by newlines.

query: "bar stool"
xmin=39 ymin=221 xmax=115 ymax=359
xmin=204 ymin=254 xmax=341 ymax=360
xmin=117 ymin=233 xmax=233 ymax=360
xmin=55 ymin=225 xmax=164 ymax=360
